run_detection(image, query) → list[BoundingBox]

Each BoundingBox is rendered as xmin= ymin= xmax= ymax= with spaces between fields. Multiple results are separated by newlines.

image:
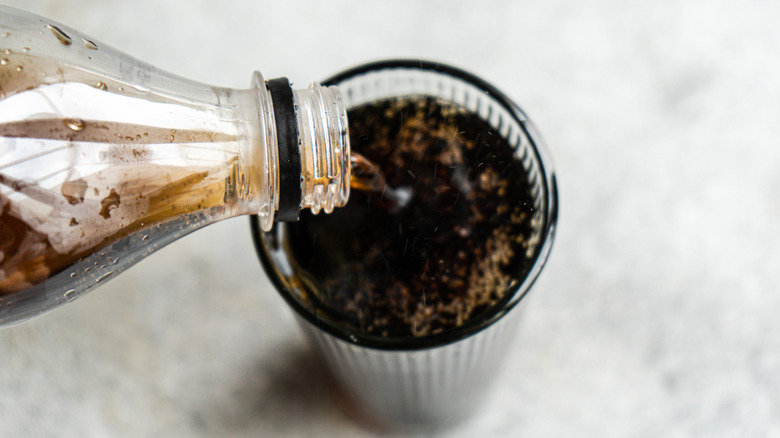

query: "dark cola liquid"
xmin=284 ymin=96 xmax=537 ymax=338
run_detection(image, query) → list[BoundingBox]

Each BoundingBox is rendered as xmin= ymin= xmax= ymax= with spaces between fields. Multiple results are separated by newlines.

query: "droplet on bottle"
xmin=15 ymin=65 xmax=22 ymax=72
xmin=131 ymin=84 xmax=150 ymax=94
xmin=22 ymin=47 xmax=30 ymax=53
xmin=64 ymin=289 xmax=76 ymax=301
xmin=64 ymin=119 xmax=85 ymax=131
xmin=1 ymin=31 xmax=9 ymax=38
xmin=82 ymin=38 xmax=98 ymax=50
xmin=95 ymin=81 xmax=107 ymax=91
xmin=4 ymin=48 xmax=11 ymax=55
xmin=0 ymin=58 xmax=7 ymax=66
xmin=47 ymin=24 xmax=72 ymax=46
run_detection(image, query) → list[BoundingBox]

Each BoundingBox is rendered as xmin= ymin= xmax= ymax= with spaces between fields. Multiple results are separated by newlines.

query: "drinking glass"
xmin=251 ymin=60 xmax=558 ymax=428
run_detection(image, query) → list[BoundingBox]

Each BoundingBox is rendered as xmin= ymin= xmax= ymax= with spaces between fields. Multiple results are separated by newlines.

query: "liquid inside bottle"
xmin=0 ymin=52 xmax=245 ymax=294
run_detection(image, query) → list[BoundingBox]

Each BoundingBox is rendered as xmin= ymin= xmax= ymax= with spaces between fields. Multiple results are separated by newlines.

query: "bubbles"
xmin=132 ymin=84 xmax=150 ymax=94
xmin=82 ymin=39 xmax=98 ymax=50
xmin=64 ymin=119 xmax=85 ymax=131
xmin=47 ymin=24 xmax=72 ymax=46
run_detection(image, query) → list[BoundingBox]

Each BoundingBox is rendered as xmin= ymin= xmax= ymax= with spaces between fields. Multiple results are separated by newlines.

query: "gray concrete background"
xmin=2 ymin=1 xmax=780 ymax=436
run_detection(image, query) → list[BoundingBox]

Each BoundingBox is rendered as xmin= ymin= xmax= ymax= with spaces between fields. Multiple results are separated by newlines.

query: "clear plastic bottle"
xmin=0 ymin=6 xmax=350 ymax=326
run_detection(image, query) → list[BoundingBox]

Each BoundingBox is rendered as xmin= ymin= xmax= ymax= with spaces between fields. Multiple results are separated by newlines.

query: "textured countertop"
xmin=2 ymin=1 xmax=780 ymax=436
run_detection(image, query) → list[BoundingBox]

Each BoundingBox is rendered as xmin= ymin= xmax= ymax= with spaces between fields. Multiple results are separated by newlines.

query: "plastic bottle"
xmin=0 ymin=6 xmax=350 ymax=326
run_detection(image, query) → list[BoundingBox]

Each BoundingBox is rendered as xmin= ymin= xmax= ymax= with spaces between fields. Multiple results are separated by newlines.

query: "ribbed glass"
xmin=253 ymin=60 xmax=558 ymax=428
xmin=296 ymin=305 xmax=524 ymax=427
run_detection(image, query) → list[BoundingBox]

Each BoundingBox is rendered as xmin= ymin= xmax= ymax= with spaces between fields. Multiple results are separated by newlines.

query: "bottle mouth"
xmin=292 ymin=83 xmax=350 ymax=215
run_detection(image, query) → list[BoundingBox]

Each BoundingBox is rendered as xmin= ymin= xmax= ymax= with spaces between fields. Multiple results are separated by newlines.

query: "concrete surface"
xmin=2 ymin=0 xmax=780 ymax=436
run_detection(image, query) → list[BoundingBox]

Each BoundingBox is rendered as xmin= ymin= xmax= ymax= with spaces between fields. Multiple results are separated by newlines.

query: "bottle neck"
xmin=246 ymin=72 xmax=350 ymax=232
xmin=292 ymin=83 xmax=350 ymax=215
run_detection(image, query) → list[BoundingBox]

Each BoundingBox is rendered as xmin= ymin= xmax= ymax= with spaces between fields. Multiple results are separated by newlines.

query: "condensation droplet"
xmin=15 ymin=65 xmax=22 ymax=72
xmin=64 ymin=119 xmax=84 ymax=131
xmin=47 ymin=24 xmax=72 ymax=46
xmin=1 ymin=31 xmax=9 ymax=38
xmin=70 ymin=272 xmax=77 ymax=278
xmin=95 ymin=81 xmax=107 ymax=91
xmin=4 ymin=48 xmax=11 ymax=55
xmin=96 ymin=272 xmax=112 ymax=282
xmin=131 ymin=83 xmax=150 ymax=94
xmin=0 ymin=58 xmax=7 ymax=66
xmin=83 ymin=38 xmax=98 ymax=50
xmin=141 ymin=234 xmax=148 ymax=241
xmin=22 ymin=47 xmax=30 ymax=52
xmin=64 ymin=289 xmax=76 ymax=301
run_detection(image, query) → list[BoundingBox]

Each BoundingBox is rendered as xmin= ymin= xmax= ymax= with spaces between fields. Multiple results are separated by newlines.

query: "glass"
xmin=0 ymin=6 xmax=349 ymax=326
xmin=252 ymin=60 xmax=558 ymax=428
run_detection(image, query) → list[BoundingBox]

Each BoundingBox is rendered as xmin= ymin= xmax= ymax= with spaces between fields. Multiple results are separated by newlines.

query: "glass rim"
xmin=251 ymin=59 xmax=558 ymax=351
